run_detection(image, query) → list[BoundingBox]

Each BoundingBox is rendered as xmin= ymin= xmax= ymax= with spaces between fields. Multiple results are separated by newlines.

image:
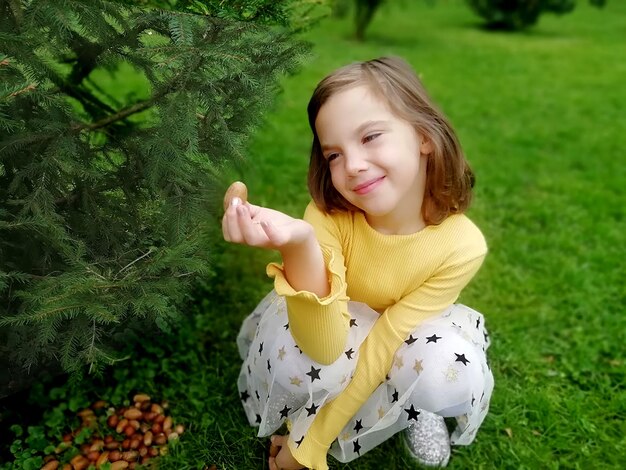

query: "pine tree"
xmin=0 ymin=0 xmax=314 ymax=396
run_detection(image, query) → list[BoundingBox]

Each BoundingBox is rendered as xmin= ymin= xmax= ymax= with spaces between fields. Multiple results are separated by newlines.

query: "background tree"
xmin=465 ymin=0 xmax=607 ymax=30
xmin=0 ymin=0 xmax=316 ymax=397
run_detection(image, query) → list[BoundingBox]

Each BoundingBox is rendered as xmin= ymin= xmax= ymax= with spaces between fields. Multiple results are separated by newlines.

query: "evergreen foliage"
xmin=466 ymin=0 xmax=607 ymax=30
xmin=0 ymin=0 xmax=310 ymax=393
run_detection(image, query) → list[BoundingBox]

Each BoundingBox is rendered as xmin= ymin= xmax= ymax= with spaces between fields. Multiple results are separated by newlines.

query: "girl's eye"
xmin=363 ymin=133 xmax=381 ymax=144
xmin=326 ymin=153 xmax=339 ymax=162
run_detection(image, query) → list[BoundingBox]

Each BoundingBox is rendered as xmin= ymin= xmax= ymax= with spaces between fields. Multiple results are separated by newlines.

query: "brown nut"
xmin=154 ymin=433 xmax=167 ymax=445
xmin=223 ymin=181 xmax=248 ymax=210
xmin=175 ymin=424 xmax=184 ymax=435
xmin=150 ymin=404 xmax=164 ymax=415
xmin=167 ymin=431 xmax=179 ymax=441
xmin=123 ymin=408 xmax=142 ymax=420
xmin=133 ymin=394 xmax=151 ymax=403
xmin=162 ymin=416 xmax=172 ymax=432
xmin=105 ymin=441 xmax=120 ymax=450
xmin=109 ymin=450 xmax=121 ymax=462
xmin=122 ymin=450 xmax=138 ymax=462
xmin=90 ymin=440 xmax=104 ymax=452
xmin=77 ymin=408 xmax=95 ymax=418
xmin=143 ymin=431 xmax=153 ymax=447
xmin=87 ymin=450 xmax=101 ymax=461
xmin=107 ymin=415 xmax=119 ymax=428
xmin=96 ymin=450 xmax=110 ymax=468
xmin=115 ymin=418 xmax=128 ymax=434
xmin=124 ymin=426 xmax=135 ymax=437
xmin=70 ymin=455 xmax=90 ymax=470
xmin=110 ymin=462 xmax=129 ymax=470
xmin=92 ymin=400 xmax=107 ymax=409
xmin=41 ymin=461 xmax=60 ymax=470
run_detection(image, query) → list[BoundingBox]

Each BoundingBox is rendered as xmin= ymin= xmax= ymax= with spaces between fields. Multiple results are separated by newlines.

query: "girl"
xmin=223 ymin=57 xmax=493 ymax=470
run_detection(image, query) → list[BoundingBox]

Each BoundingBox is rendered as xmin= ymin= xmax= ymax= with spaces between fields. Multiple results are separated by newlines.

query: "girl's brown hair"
xmin=307 ymin=56 xmax=474 ymax=226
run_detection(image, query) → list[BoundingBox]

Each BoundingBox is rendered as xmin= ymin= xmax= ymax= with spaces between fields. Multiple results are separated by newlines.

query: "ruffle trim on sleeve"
xmin=265 ymin=246 xmax=346 ymax=305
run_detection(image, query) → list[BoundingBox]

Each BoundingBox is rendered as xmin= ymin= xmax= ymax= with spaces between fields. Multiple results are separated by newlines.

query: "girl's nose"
xmin=344 ymin=150 xmax=369 ymax=175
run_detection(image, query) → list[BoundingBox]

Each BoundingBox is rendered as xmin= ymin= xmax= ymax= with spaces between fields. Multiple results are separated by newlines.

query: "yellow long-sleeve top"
xmin=266 ymin=201 xmax=487 ymax=470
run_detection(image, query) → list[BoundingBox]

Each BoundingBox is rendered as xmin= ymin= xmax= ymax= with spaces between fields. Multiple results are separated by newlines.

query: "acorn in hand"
xmin=223 ymin=181 xmax=248 ymax=210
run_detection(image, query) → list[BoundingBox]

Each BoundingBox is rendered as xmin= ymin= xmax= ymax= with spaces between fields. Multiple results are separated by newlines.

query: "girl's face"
xmin=315 ymin=85 xmax=432 ymax=234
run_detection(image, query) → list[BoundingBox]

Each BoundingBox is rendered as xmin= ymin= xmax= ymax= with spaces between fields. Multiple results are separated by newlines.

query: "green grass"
xmin=3 ymin=1 xmax=626 ymax=469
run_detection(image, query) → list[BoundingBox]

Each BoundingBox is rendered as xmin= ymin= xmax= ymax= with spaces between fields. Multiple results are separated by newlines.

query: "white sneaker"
xmin=403 ymin=410 xmax=451 ymax=467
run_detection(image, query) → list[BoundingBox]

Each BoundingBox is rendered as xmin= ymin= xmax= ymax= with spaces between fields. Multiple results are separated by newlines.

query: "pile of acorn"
xmin=40 ymin=393 xmax=184 ymax=470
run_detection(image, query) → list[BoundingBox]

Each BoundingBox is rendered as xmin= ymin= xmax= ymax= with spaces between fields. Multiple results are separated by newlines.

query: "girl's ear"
xmin=419 ymin=135 xmax=434 ymax=155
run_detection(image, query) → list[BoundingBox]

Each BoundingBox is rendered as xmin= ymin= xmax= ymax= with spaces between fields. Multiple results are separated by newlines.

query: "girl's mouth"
xmin=353 ymin=176 xmax=385 ymax=195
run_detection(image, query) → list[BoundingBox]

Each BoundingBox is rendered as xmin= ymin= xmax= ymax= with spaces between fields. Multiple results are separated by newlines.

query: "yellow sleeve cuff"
xmin=288 ymin=433 xmax=330 ymax=470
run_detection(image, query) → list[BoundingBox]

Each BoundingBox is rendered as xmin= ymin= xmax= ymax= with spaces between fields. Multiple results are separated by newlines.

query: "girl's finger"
xmin=260 ymin=220 xmax=286 ymax=247
xmin=268 ymin=456 xmax=278 ymax=470
xmin=225 ymin=198 xmax=244 ymax=243
xmin=237 ymin=204 xmax=265 ymax=246
xmin=221 ymin=214 xmax=231 ymax=242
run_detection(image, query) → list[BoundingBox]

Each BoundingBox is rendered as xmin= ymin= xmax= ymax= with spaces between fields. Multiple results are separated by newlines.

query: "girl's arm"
xmin=288 ymin=249 xmax=487 ymax=470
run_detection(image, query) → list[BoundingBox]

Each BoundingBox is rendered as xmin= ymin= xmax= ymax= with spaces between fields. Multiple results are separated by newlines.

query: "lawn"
xmin=2 ymin=1 xmax=625 ymax=469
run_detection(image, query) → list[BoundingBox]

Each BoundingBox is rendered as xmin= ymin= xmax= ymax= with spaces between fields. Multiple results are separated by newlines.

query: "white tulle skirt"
xmin=236 ymin=290 xmax=493 ymax=463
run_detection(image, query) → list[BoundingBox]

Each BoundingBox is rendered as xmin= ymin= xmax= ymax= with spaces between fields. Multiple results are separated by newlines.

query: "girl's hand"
xmin=269 ymin=435 xmax=306 ymax=470
xmin=222 ymin=193 xmax=314 ymax=252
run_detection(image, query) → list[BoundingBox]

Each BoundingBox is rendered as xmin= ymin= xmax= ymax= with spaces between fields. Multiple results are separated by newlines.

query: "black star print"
xmin=392 ymin=389 xmax=399 ymax=403
xmin=385 ymin=374 xmax=390 ymax=381
xmin=405 ymin=334 xmax=418 ymax=345
xmin=354 ymin=419 xmax=363 ymax=433
xmin=240 ymin=390 xmax=250 ymax=402
xmin=255 ymin=390 xmax=260 ymax=400
xmin=283 ymin=323 xmax=289 ymax=330
xmin=426 ymin=334 xmax=442 ymax=344
xmin=404 ymin=404 xmax=420 ymax=421
xmin=279 ymin=405 xmax=291 ymax=418
xmin=305 ymin=402 xmax=319 ymax=416
xmin=350 ymin=318 xmax=358 ymax=327
xmin=481 ymin=391 xmax=485 ymax=401
xmin=295 ymin=436 xmax=304 ymax=447
xmin=294 ymin=345 xmax=303 ymax=354
xmin=247 ymin=365 xmax=251 ymax=375
xmin=306 ymin=365 xmax=321 ymax=382
xmin=476 ymin=317 xmax=481 ymax=329
xmin=471 ymin=394 xmax=476 ymax=406
xmin=452 ymin=322 xmax=461 ymax=329
xmin=267 ymin=359 xmax=272 ymax=372
xmin=455 ymin=353 xmax=470 ymax=365
xmin=258 ymin=342 xmax=264 ymax=355
xmin=484 ymin=331 xmax=489 ymax=342
xmin=255 ymin=414 xmax=262 ymax=423
xmin=345 ymin=348 xmax=355 ymax=359
xmin=353 ymin=439 xmax=361 ymax=456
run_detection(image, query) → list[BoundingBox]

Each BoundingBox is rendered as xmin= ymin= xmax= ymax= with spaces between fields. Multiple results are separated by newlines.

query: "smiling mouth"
xmin=353 ymin=176 xmax=385 ymax=195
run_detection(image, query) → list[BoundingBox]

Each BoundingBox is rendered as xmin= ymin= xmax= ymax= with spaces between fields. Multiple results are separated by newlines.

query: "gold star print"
xmin=290 ymin=376 xmax=303 ymax=386
xmin=394 ymin=355 xmax=404 ymax=369
xmin=277 ymin=346 xmax=286 ymax=360
xmin=378 ymin=406 xmax=386 ymax=419
xmin=443 ymin=365 xmax=459 ymax=382
xmin=341 ymin=432 xmax=351 ymax=441
xmin=413 ymin=359 xmax=424 ymax=374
